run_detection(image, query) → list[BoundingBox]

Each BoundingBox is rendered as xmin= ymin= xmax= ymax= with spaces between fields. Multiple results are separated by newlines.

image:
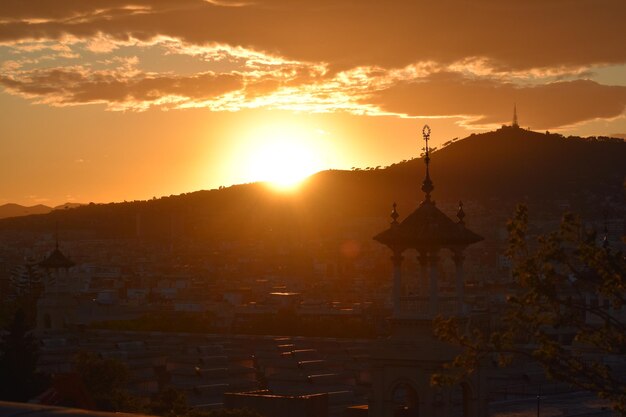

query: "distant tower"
xmin=512 ymin=104 xmax=519 ymax=128
xmin=36 ymin=230 xmax=76 ymax=332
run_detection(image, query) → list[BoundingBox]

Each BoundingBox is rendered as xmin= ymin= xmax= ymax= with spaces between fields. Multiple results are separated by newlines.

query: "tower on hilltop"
xmin=512 ymin=103 xmax=519 ymax=128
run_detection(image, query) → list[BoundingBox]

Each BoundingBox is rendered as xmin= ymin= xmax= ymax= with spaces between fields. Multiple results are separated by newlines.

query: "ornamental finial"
xmin=421 ymin=125 xmax=434 ymax=202
xmin=457 ymin=200 xmax=466 ymax=225
xmin=391 ymin=202 xmax=399 ymax=226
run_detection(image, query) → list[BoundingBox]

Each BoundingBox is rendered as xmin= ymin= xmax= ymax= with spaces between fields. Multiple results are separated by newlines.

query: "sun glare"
xmin=235 ymin=121 xmax=331 ymax=191
xmin=250 ymin=139 xmax=320 ymax=189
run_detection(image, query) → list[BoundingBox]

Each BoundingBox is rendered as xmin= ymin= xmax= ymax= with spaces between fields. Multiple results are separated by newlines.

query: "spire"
xmin=55 ymin=221 xmax=59 ymax=250
xmin=421 ymin=125 xmax=434 ymax=203
xmin=457 ymin=201 xmax=465 ymax=226
xmin=512 ymin=103 xmax=519 ymax=128
xmin=390 ymin=202 xmax=399 ymax=226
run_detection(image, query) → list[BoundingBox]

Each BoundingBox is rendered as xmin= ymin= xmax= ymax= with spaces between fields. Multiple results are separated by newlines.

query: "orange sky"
xmin=1 ymin=1 xmax=625 ymax=206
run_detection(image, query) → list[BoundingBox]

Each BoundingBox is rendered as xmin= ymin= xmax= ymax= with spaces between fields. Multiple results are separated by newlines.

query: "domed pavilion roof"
xmin=38 ymin=244 xmax=75 ymax=269
xmin=374 ymin=125 xmax=483 ymax=252
xmin=374 ymin=200 xmax=483 ymax=251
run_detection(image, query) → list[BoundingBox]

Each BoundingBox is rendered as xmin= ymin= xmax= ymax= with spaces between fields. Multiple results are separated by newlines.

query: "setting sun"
xmin=229 ymin=119 xmax=334 ymax=191
xmin=248 ymin=138 xmax=320 ymax=189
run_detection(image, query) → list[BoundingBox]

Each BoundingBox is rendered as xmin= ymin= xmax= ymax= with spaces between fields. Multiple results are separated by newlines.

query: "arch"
xmin=448 ymin=380 xmax=475 ymax=417
xmin=390 ymin=381 xmax=419 ymax=417
xmin=461 ymin=382 xmax=472 ymax=417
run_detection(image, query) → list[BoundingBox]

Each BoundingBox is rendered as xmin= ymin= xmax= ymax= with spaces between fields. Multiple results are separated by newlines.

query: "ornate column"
xmin=453 ymin=248 xmax=466 ymax=315
xmin=391 ymin=250 xmax=404 ymax=317
xmin=418 ymin=250 xmax=429 ymax=297
xmin=428 ymin=249 xmax=439 ymax=316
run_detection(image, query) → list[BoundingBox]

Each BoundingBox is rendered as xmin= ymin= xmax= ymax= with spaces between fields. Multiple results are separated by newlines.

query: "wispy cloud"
xmin=366 ymin=73 xmax=626 ymax=129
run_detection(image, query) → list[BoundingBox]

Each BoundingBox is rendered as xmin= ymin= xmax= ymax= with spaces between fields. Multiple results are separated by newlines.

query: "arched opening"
xmin=392 ymin=382 xmax=419 ymax=417
xmin=449 ymin=382 xmax=472 ymax=416
xmin=461 ymin=382 xmax=472 ymax=417
xmin=44 ymin=313 xmax=51 ymax=329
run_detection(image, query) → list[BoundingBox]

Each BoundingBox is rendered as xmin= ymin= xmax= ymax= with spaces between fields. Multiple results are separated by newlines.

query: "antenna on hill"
xmin=512 ymin=103 xmax=519 ymax=128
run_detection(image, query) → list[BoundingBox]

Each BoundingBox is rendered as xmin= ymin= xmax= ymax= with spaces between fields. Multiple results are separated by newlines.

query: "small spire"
xmin=391 ymin=202 xmax=399 ymax=226
xmin=457 ymin=201 xmax=466 ymax=225
xmin=421 ymin=125 xmax=434 ymax=202
xmin=512 ymin=103 xmax=519 ymax=128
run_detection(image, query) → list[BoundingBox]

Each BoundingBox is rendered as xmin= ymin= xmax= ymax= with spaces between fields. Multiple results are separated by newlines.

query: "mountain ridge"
xmin=0 ymin=127 xmax=623 ymax=241
xmin=0 ymin=203 xmax=84 ymax=220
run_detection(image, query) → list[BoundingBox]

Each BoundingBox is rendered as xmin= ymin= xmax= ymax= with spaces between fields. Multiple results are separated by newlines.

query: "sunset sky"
xmin=1 ymin=1 xmax=625 ymax=206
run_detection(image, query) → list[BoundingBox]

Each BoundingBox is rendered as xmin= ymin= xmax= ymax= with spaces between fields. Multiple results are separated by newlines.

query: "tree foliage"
xmin=434 ymin=205 xmax=626 ymax=414
xmin=74 ymin=353 xmax=264 ymax=416
xmin=0 ymin=309 xmax=47 ymax=401
xmin=149 ymin=387 xmax=263 ymax=417
xmin=74 ymin=351 xmax=141 ymax=412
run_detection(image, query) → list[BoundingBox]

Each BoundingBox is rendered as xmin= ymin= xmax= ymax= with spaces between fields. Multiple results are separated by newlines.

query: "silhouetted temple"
xmin=370 ymin=126 xmax=486 ymax=417
xmin=36 ymin=234 xmax=77 ymax=331
xmin=38 ymin=241 xmax=75 ymax=270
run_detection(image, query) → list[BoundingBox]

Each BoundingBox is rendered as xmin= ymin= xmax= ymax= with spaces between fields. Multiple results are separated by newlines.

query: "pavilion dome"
xmin=38 ymin=246 xmax=75 ymax=269
xmin=374 ymin=200 xmax=483 ymax=251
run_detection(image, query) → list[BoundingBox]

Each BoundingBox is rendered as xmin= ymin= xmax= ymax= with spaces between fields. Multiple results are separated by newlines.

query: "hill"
xmin=0 ymin=203 xmax=52 ymax=219
xmin=0 ymin=203 xmax=85 ymax=220
xmin=0 ymin=127 xmax=624 ymax=241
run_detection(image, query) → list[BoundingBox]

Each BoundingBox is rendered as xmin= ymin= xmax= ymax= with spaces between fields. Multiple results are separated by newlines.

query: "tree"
xmin=74 ymin=351 xmax=141 ymax=412
xmin=434 ymin=205 xmax=626 ymax=414
xmin=149 ymin=387 xmax=190 ymax=417
xmin=149 ymin=387 xmax=263 ymax=417
xmin=0 ymin=309 xmax=47 ymax=401
xmin=73 ymin=356 xmax=262 ymax=417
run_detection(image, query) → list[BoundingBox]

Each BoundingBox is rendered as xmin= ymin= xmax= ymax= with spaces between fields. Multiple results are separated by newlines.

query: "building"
xmin=369 ymin=126 xmax=487 ymax=417
xmin=36 ymin=238 xmax=76 ymax=331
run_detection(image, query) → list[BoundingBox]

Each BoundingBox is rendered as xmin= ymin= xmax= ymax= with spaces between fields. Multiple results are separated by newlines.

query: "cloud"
xmin=0 ymin=52 xmax=339 ymax=111
xmin=0 ymin=0 xmax=624 ymax=71
xmin=365 ymin=72 xmax=626 ymax=129
xmin=0 ymin=66 xmax=245 ymax=109
xmin=0 ymin=1 xmax=624 ymax=128
xmin=2 ymin=54 xmax=625 ymax=129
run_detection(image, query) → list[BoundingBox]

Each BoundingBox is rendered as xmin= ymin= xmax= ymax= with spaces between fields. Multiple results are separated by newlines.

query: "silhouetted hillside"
xmin=0 ymin=202 xmax=84 ymax=220
xmin=0 ymin=203 xmax=52 ymax=219
xmin=1 ymin=128 xmax=624 ymax=241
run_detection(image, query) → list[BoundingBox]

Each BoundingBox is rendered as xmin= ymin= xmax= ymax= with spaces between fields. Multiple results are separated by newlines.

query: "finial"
xmin=391 ymin=202 xmax=399 ymax=226
xmin=457 ymin=200 xmax=465 ymax=225
xmin=422 ymin=125 xmax=431 ymax=157
xmin=513 ymin=103 xmax=519 ymax=128
xmin=421 ymin=125 xmax=434 ymax=202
